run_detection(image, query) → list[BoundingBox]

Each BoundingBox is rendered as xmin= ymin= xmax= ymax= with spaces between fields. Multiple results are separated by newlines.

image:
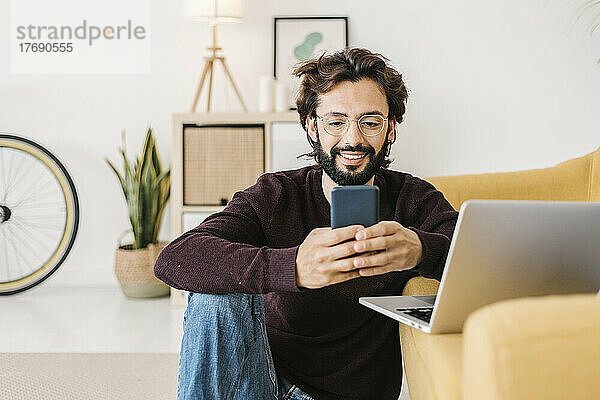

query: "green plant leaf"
xmin=105 ymin=158 xmax=125 ymax=195
xmin=106 ymin=127 xmax=171 ymax=251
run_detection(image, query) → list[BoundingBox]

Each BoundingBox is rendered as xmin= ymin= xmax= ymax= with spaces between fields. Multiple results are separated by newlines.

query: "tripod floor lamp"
xmin=185 ymin=0 xmax=248 ymax=112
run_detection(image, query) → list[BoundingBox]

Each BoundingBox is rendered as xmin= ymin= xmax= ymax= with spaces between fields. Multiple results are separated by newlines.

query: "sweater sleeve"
xmin=404 ymin=178 xmax=459 ymax=281
xmin=154 ymin=176 xmax=302 ymax=294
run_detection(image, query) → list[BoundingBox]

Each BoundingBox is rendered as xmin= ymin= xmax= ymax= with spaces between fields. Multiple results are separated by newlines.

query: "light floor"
xmin=0 ymin=285 xmax=409 ymax=399
xmin=0 ymin=285 xmax=184 ymax=353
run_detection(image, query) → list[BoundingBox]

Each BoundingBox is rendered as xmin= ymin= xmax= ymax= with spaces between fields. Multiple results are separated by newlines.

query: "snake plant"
xmin=106 ymin=128 xmax=170 ymax=249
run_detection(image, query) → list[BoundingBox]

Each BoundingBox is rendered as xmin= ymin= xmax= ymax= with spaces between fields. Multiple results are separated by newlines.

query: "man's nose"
xmin=340 ymin=120 xmax=366 ymax=147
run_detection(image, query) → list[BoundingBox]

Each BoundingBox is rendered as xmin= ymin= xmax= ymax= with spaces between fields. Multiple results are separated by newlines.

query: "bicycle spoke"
xmin=0 ymin=225 xmax=28 ymax=282
xmin=8 ymin=168 xmax=53 ymax=206
xmin=12 ymin=216 xmax=63 ymax=239
xmin=8 ymin=167 xmax=48 ymax=207
xmin=12 ymin=180 xmax=65 ymax=208
xmin=2 ymin=149 xmax=16 ymax=203
xmin=11 ymin=188 xmax=60 ymax=209
xmin=12 ymin=218 xmax=65 ymax=244
xmin=0 ymin=226 xmax=12 ymax=281
xmin=5 ymin=223 xmax=36 ymax=280
xmin=17 ymin=216 xmax=66 ymax=222
xmin=6 ymin=221 xmax=46 ymax=267
xmin=14 ymin=202 xmax=66 ymax=211
xmin=3 ymin=151 xmax=27 ymax=200
xmin=17 ymin=211 xmax=66 ymax=217
xmin=9 ymin=221 xmax=59 ymax=276
xmin=0 ymin=148 xmax=7 ymax=203
xmin=12 ymin=227 xmax=36 ymax=280
xmin=10 ymin=218 xmax=56 ymax=254
xmin=11 ymin=172 xmax=54 ymax=208
xmin=0 ymin=135 xmax=79 ymax=293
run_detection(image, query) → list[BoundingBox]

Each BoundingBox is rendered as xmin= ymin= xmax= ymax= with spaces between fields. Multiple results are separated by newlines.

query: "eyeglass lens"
xmin=321 ymin=115 xmax=385 ymax=136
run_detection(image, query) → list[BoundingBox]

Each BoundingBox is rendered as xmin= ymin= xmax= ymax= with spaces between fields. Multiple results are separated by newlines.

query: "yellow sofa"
xmin=400 ymin=146 xmax=600 ymax=400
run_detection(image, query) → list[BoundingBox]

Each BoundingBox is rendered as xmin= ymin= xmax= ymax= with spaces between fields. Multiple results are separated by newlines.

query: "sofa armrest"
xmin=402 ymin=276 xmax=440 ymax=296
xmin=463 ymin=294 xmax=600 ymax=400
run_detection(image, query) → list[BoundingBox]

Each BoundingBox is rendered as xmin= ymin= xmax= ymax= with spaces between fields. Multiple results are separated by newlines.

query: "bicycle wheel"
xmin=0 ymin=134 xmax=79 ymax=295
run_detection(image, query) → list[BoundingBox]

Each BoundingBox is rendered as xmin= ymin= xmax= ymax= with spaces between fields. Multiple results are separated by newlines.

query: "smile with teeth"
xmin=339 ymin=152 xmax=366 ymax=160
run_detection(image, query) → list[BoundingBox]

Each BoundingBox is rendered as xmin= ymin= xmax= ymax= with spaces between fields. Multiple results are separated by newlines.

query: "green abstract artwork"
xmin=294 ymin=32 xmax=323 ymax=61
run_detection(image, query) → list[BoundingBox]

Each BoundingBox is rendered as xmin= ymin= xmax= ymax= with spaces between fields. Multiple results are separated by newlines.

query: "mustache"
xmin=331 ymin=145 xmax=375 ymax=155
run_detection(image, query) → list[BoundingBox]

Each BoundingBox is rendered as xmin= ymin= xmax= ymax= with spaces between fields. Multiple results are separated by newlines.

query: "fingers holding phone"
xmin=295 ymin=185 xmax=415 ymax=289
xmin=351 ymin=221 xmax=423 ymax=277
xmin=295 ymin=224 xmax=367 ymax=289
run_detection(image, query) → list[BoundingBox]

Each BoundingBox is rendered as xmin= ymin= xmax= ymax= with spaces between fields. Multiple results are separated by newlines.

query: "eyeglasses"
xmin=315 ymin=114 xmax=389 ymax=137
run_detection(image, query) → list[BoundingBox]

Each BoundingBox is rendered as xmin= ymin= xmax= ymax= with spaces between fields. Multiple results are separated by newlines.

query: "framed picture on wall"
xmin=274 ymin=16 xmax=349 ymax=110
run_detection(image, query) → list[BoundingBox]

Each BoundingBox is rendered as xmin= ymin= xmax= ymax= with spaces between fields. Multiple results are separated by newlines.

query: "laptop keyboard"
xmin=396 ymin=307 xmax=433 ymax=323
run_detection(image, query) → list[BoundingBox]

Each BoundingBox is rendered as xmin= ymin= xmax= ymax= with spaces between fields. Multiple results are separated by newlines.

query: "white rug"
xmin=0 ymin=353 xmax=179 ymax=400
xmin=0 ymin=352 xmax=410 ymax=399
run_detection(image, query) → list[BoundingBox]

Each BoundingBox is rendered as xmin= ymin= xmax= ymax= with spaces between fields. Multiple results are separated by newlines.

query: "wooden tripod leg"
xmin=206 ymin=60 xmax=214 ymax=112
xmin=192 ymin=60 xmax=212 ymax=112
xmin=218 ymin=58 xmax=248 ymax=112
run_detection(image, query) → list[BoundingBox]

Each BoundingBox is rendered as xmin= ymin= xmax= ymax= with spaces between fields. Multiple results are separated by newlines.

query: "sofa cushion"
xmin=463 ymin=294 xmax=600 ymax=400
xmin=399 ymin=325 xmax=463 ymax=400
xmin=427 ymin=146 xmax=600 ymax=211
xmin=400 ymin=277 xmax=462 ymax=400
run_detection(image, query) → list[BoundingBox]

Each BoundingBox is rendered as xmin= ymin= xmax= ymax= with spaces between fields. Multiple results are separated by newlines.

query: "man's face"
xmin=307 ymin=78 xmax=395 ymax=185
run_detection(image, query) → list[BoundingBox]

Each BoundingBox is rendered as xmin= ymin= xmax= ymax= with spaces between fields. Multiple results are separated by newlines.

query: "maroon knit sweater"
xmin=154 ymin=166 xmax=458 ymax=400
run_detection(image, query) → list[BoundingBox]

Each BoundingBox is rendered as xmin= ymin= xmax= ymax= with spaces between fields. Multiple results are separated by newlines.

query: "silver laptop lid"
xmin=430 ymin=200 xmax=600 ymax=334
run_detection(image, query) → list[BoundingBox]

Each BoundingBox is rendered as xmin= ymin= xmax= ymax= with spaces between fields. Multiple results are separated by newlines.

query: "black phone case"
xmin=330 ymin=185 xmax=380 ymax=229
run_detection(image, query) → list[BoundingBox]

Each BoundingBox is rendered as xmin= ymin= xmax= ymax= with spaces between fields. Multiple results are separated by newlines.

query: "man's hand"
xmin=296 ymin=225 xmax=368 ymax=289
xmin=352 ymin=221 xmax=423 ymax=277
xmin=295 ymin=221 xmax=424 ymax=289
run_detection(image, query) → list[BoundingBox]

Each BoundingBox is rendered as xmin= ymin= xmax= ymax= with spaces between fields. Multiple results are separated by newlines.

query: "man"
xmin=154 ymin=48 xmax=458 ymax=400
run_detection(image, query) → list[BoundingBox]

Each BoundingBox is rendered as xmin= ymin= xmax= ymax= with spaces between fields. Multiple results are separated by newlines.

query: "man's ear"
xmin=306 ymin=116 xmax=318 ymax=142
xmin=387 ymin=119 xmax=397 ymax=143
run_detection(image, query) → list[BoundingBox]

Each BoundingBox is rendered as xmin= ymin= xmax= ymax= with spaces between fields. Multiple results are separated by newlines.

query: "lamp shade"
xmin=184 ymin=0 xmax=243 ymax=23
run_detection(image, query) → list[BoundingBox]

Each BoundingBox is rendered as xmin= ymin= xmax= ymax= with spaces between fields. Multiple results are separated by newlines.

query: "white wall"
xmin=1 ymin=0 xmax=599 ymax=288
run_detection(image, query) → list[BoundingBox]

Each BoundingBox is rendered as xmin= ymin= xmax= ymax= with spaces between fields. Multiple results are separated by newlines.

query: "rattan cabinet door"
xmin=183 ymin=125 xmax=264 ymax=205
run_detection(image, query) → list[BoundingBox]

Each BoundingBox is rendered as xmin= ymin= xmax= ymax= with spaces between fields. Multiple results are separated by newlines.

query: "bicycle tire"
xmin=0 ymin=133 xmax=79 ymax=295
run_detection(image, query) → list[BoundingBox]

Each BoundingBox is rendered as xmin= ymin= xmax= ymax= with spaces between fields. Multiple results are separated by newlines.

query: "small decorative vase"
xmin=114 ymin=242 xmax=170 ymax=298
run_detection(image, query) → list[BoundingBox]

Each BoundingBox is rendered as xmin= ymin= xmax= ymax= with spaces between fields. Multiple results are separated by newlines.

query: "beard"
xmin=314 ymin=132 xmax=391 ymax=186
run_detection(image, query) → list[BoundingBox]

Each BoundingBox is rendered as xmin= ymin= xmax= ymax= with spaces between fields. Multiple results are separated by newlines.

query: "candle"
xmin=258 ymin=75 xmax=274 ymax=112
xmin=274 ymin=81 xmax=288 ymax=112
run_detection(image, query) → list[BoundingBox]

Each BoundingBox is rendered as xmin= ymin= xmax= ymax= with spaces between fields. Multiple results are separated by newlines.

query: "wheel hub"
xmin=0 ymin=205 xmax=11 ymax=223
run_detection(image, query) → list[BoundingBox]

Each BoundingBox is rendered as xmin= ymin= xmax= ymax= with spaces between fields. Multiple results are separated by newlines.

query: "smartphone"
xmin=330 ymin=185 xmax=380 ymax=229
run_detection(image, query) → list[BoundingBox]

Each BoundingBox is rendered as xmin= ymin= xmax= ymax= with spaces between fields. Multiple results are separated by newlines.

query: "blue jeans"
xmin=178 ymin=292 xmax=315 ymax=400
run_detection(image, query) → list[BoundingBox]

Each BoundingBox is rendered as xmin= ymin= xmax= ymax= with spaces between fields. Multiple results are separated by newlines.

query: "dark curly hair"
xmin=293 ymin=47 xmax=409 ymax=169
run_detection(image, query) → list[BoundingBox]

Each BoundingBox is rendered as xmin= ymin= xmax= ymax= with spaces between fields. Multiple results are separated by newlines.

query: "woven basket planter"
xmin=114 ymin=242 xmax=170 ymax=298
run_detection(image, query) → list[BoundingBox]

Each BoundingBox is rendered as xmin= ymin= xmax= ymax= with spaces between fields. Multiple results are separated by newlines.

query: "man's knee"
xmin=180 ymin=292 xmax=265 ymax=364
xmin=183 ymin=292 xmax=261 ymax=330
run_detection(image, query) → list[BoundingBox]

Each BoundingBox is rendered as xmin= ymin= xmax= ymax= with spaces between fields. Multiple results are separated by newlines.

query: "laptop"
xmin=359 ymin=200 xmax=600 ymax=334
